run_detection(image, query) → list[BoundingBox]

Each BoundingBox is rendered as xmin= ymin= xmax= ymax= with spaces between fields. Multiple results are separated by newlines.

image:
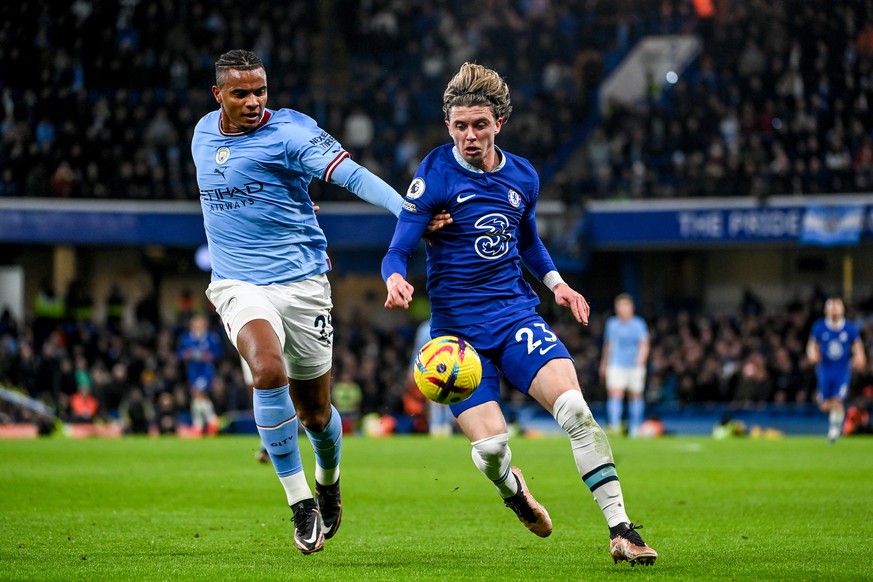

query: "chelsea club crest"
xmin=507 ymin=189 xmax=520 ymax=207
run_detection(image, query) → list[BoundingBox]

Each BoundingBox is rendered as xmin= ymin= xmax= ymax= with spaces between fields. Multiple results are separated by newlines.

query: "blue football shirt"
xmin=382 ymin=144 xmax=556 ymax=329
xmin=191 ymin=108 xmax=352 ymax=285
xmin=810 ymin=318 xmax=859 ymax=373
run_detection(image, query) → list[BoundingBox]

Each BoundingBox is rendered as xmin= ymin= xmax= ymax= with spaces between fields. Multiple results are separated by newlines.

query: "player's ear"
xmin=445 ymin=119 xmax=451 ymax=135
xmin=212 ymin=86 xmax=222 ymax=105
xmin=494 ymin=117 xmax=504 ymax=133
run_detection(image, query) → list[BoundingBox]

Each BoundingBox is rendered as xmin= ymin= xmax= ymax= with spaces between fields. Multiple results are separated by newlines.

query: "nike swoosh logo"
xmin=323 ymin=522 xmax=333 ymax=535
xmin=456 ymin=193 xmax=477 ymax=203
xmin=539 ymin=344 xmax=557 ymax=355
xmin=304 ymin=521 xmax=320 ymax=544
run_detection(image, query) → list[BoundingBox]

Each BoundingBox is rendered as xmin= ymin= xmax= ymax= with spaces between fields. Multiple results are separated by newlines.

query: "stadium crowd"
xmin=2 ymin=282 xmax=873 ymax=435
xmin=9 ymin=1 xmax=865 ymax=203
xmin=0 ymin=0 xmax=622 ymax=200
xmin=573 ymin=0 xmax=873 ymax=200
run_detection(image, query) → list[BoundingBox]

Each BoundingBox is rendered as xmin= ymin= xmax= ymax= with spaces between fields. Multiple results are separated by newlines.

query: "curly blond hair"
xmin=442 ymin=62 xmax=512 ymax=122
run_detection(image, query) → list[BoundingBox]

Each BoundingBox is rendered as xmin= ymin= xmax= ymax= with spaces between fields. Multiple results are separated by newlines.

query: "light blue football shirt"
xmin=604 ymin=315 xmax=649 ymax=368
xmin=192 ymin=108 xmax=396 ymax=285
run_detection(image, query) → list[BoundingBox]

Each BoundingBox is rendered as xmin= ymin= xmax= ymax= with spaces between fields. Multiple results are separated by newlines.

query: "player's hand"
xmin=385 ymin=273 xmax=414 ymax=310
xmin=425 ymin=210 xmax=452 ymax=233
xmin=554 ymin=283 xmax=590 ymax=325
xmin=313 ymin=204 xmax=320 ymax=213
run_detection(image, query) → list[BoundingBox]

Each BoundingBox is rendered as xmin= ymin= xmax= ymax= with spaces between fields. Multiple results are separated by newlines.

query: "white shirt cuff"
xmin=542 ymin=270 xmax=565 ymax=291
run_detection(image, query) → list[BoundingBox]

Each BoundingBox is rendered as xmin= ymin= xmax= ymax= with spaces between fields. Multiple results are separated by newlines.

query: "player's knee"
xmin=553 ymin=390 xmax=595 ymax=436
xmin=471 ymin=433 xmax=510 ymax=472
xmin=297 ymin=406 xmax=331 ymax=431
xmin=249 ymin=355 xmax=287 ymax=389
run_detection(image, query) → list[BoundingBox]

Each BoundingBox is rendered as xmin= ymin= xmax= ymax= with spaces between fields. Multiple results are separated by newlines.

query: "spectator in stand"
xmin=70 ymin=383 xmax=98 ymax=422
xmin=332 ymin=367 xmax=363 ymax=435
xmin=119 ymin=386 xmax=153 ymax=435
xmin=0 ymin=1 xmax=677 ymax=201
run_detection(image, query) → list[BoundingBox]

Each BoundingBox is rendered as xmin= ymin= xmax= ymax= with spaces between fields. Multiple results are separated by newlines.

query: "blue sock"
xmin=607 ymin=397 xmax=623 ymax=430
xmin=253 ymin=385 xmax=303 ymax=478
xmin=628 ymin=398 xmax=645 ymax=436
xmin=304 ymin=405 xmax=342 ymax=484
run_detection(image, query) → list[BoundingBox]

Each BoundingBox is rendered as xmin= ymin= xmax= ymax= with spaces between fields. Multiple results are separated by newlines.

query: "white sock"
xmin=553 ymin=390 xmax=630 ymax=527
xmin=828 ymin=406 xmax=845 ymax=439
xmin=279 ymin=470 xmax=313 ymax=506
xmin=471 ymin=433 xmax=518 ymax=498
xmin=315 ymin=465 xmax=340 ymax=486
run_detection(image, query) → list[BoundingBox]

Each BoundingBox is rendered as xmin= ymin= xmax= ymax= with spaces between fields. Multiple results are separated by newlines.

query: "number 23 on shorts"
xmin=515 ymin=322 xmax=558 ymax=356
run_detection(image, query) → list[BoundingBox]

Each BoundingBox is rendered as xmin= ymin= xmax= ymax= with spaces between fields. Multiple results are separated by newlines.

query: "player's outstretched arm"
xmin=554 ymin=282 xmax=590 ymax=325
xmin=385 ymin=273 xmax=414 ymax=310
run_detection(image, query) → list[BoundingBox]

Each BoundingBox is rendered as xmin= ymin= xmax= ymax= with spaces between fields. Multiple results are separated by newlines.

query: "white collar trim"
xmin=451 ymin=146 xmax=506 ymax=173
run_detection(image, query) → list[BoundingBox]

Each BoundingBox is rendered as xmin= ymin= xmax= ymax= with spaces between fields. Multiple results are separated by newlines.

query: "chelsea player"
xmin=191 ymin=50 xmax=448 ymax=554
xmin=806 ymin=297 xmax=867 ymax=443
xmin=382 ymin=63 xmax=657 ymax=566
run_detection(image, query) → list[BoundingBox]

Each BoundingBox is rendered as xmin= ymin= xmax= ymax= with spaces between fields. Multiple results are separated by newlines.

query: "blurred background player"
xmin=382 ymin=62 xmax=657 ymax=566
xmin=191 ymin=50 xmax=449 ymax=554
xmin=806 ymin=297 xmax=867 ymax=443
xmin=177 ymin=314 xmax=223 ymax=436
xmin=600 ymin=294 xmax=650 ymax=437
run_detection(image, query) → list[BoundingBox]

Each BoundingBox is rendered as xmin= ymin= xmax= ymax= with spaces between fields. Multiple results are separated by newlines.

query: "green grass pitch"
xmin=1 ymin=434 xmax=871 ymax=581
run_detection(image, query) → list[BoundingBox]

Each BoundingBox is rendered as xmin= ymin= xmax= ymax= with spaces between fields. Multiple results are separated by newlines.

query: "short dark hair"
xmin=615 ymin=293 xmax=634 ymax=304
xmin=215 ymin=50 xmax=264 ymax=87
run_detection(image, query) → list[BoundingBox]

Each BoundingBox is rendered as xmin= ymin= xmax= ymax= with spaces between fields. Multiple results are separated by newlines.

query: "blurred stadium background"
xmin=2 ymin=0 xmax=873 ymax=438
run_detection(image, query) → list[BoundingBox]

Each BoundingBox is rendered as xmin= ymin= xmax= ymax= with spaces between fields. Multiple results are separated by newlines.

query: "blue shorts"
xmin=432 ymin=310 xmax=572 ymax=417
xmin=817 ymin=368 xmax=850 ymax=402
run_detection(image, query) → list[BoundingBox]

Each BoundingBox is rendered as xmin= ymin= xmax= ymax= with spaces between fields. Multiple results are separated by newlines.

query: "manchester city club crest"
xmin=215 ymin=146 xmax=231 ymax=164
xmin=508 ymin=189 xmax=520 ymax=207
xmin=225 ymin=296 xmax=237 ymax=318
xmin=407 ymin=177 xmax=426 ymax=199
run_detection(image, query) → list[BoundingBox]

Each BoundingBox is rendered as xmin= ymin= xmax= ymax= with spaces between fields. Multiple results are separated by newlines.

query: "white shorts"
xmin=606 ymin=365 xmax=646 ymax=394
xmin=206 ymin=274 xmax=334 ymax=381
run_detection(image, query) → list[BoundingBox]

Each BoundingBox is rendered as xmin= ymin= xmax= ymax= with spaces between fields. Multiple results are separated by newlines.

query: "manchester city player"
xmin=381 ymin=63 xmax=658 ymax=566
xmin=191 ymin=50 xmax=448 ymax=554
xmin=600 ymin=293 xmax=650 ymax=437
xmin=806 ymin=297 xmax=867 ymax=443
